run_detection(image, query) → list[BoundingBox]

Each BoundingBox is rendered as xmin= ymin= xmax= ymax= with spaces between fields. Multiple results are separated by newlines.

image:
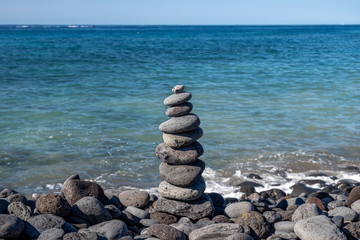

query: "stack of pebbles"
xmin=154 ymin=85 xmax=214 ymax=221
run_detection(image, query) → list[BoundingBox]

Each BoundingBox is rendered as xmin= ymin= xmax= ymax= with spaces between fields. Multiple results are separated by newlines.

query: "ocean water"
xmin=0 ymin=25 xmax=360 ymax=196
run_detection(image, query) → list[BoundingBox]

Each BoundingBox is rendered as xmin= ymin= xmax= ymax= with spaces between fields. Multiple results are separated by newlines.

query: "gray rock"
xmin=263 ymin=211 xmax=282 ymax=224
xmin=0 ymin=214 xmax=24 ymax=239
xmin=328 ymin=206 xmax=358 ymax=221
xmin=38 ymin=228 xmax=65 ymax=240
xmin=163 ymin=127 xmax=203 ymax=148
xmin=36 ymin=193 xmax=71 ymax=217
xmin=291 ymin=203 xmax=322 ymax=222
xmin=172 ymin=85 xmax=185 ymax=94
xmin=154 ymin=194 xmax=214 ymax=221
xmin=105 ymin=195 xmax=123 ymax=210
xmin=274 ymin=231 xmax=298 ymax=239
xmin=274 ymin=221 xmax=295 ymax=232
xmin=235 ymin=211 xmax=270 ymax=239
xmin=290 ymin=183 xmax=317 ymax=197
xmin=104 ymin=189 xmax=122 ymax=199
xmin=158 ymin=177 xmax=205 ymax=201
xmin=159 ymin=160 xmax=205 ymax=187
xmin=156 ymin=141 xmax=204 ymax=165
xmin=148 ymin=224 xmax=187 ymax=240
xmin=166 ymin=102 xmax=193 ymax=117
xmin=140 ymin=219 xmax=159 ymax=227
xmin=223 ymin=233 xmax=254 ymax=240
xmin=60 ymin=174 xmax=106 ymax=206
xmin=119 ymin=190 xmax=150 ymax=208
xmin=342 ymin=221 xmax=360 ymax=240
xmin=164 ymin=92 xmax=192 ymax=106
xmin=150 ymin=211 xmax=178 ymax=224
xmin=6 ymin=193 xmax=28 ymax=205
xmin=159 ymin=114 xmax=200 ymax=134
xmin=189 ymin=223 xmax=244 ymax=240
xmin=25 ymin=214 xmax=76 ymax=239
xmin=64 ymin=229 xmax=101 ymax=240
xmin=0 ymin=189 xmax=17 ymax=198
xmin=0 ymin=199 xmax=9 ymax=214
xmin=294 ymin=215 xmax=347 ymax=240
xmin=66 ymin=215 xmax=90 ymax=229
xmin=286 ymin=197 xmax=305 ymax=207
xmin=88 ymin=219 xmax=128 ymax=240
xmin=105 ymin=204 xmax=122 ymax=219
xmin=350 ymin=199 xmax=360 ymax=213
xmin=330 ymin=215 xmax=344 ymax=228
xmin=224 ymin=202 xmax=254 ymax=219
xmin=125 ymin=206 xmax=149 ymax=219
xmin=8 ymin=201 xmax=32 ymax=220
xmin=71 ymin=196 xmax=112 ymax=225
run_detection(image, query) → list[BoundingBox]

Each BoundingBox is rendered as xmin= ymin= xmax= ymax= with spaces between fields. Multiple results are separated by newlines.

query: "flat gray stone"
xmin=154 ymin=194 xmax=214 ymax=221
xmin=148 ymin=224 xmax=187 ymax=240
xmin=166 ymin=102 xmax=193 ymax=117
xmin=38 ymin=228 xmax=65 ymax=240
xmin=172 ymin=85 xmax=185 ymax=94
xmin=0 ymin=214 xmax=24 ymax=239
xmin=294 ymin=215 xmax=347 ymax=240
xmin=159 ymin=114 xmax=200 ymax=134
xmin=125 ymin=206 xmax=149 ymax=219
xmin=292 ymin=203 xmax=322 ymax=222
xmin=160 ymin=159 xmax=205 ymax=187
xmin=189 ymin=223 xmax=244 ymax=240
xmin=328 ymin=206 xmax=358 ymax=221
xmin=164 ymin=92 xmax=192 ymax=106
xmin=223 ymin=233 xmax=254 ymax=240
xmin=118 ymin=190 xmax=150 ymax=208
xmin=156 ymin=141 xmax=204 ymax=165
xmin=88 ymin=219 xmax=128 ymax=240
xmin=71 ymin=196 xmax=112 ymax=225
xmin=224 ymin=202 xmax=254 ymax=219
xmin=8 ymin=201 xmax=32 ymax=220
xmin=163 ymin=127 xmax=203 ymax=148
xmin=158 ymin=177 xmax=205 ymax=201
xmin=274 ymin=221 xmax=295 ymax=232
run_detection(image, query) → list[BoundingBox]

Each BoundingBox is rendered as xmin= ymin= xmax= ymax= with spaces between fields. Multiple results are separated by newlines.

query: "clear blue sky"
xmin=1 ymin=0 xmax=359 ymax=25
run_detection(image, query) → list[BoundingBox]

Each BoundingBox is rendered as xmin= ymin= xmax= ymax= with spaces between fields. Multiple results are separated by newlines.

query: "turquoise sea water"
xmin=1 ymin=25 xmax=360 ymax=195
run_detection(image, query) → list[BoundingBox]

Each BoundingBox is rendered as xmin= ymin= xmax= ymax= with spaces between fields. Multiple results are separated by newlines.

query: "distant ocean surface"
xmin=1 ymin=25 xmax=360 ymax=196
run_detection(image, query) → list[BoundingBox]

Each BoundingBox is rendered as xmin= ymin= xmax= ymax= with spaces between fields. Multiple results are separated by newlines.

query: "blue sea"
xmin=1 ymin=25 xmax=360 ymax=196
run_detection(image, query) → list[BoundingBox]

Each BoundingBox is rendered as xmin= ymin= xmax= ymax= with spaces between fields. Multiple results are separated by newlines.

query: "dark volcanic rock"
xmin=172 ymin=85 xmax=185 ymax=94
xmin=343 ymin=221 xmax=360 ymax=240
xmin=118 ymin=190 xmax=150 ymax=208
xmin=71 ymin=196 xmax=112 ymax=225
xmin=8 ymin=201 xmax=32 ymax=220
xmin=88 ymin=220 xmax=128 ymax=240
xmin=163 ymin=127 xmax=203 ymax=148
xmin=159 ymin=114 xmax=200 ymax=134
xmin=156 ymin=141 xmax=204 ymax=165
xmin=36 ymin=193 xmax=71 ymax=217
xmin=159 ymin=159 xmax=205 ymax=187
xmin=0 ymin=189 xmax=18 ymax=198
xmin=347 ymin=186 xmax=360 ymax=207
xmin=60 ymin=174 xmax=106 ymax=206
xmin=235 ymin=211 xmax=270 ymax=239
xmin=158 ymin=177 xmax=205 ymax=201
xmin=38 ymin=228 xmax=65 ymax=240
xmin=166 ymin=102 xmax=193 ymax=117
xmin=6 ymin=193 xmax=28 ymax=205
xmin=208 ymin=192 xmax=225 ymax=208
xmin=150 ymin=211 xmax=178 ymax=224
xmin=247 ymin=173 xmax=262 ymax=180
xmin=0 ymin=199 xmax=9 ymax=214
xmin=154 ymin=194 xmax=214 ymax=221
xmin=148 ymin=224 xmax=187 ymax=240
xmin=290 ymin=183 xmax=317 ymax=197
xmin=0 ymin=214 xmax=24 ymax=239
xmin=262 ymin=188 xmax=286 ymax=200
xmin=164 ymin=92 xmax=192 ymax=106
xmin=212 ymin=215 xmax=232 ymax=223
xmin=189 ymin=223 xmax=244 ymax=240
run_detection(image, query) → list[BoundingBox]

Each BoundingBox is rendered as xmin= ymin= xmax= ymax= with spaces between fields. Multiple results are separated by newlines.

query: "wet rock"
xmin=158 ymin=177 xmax=205 ymax=201
xmin=60 ymin=174 xmax=106 ymax=206
xmin=88 ymin=219 xmax=128 ymax=240
xmin=164 ymin=92 xmax=192 ymax=106
xmin=294 ymin=215 xmax=347 ymax=240
xmin=159 ymin=114 xmax=200 ymax=134
xmin=225 ymin=201 xmax=254 ymax=218
xmin=247 ymin=173 xmax=262 ymax=180
xmin=207 ymin=192 xmax=225 ymax=208
xmin=189 ymin=223 xmax=244 ymax=240
xmin=125 ymin=206 xmax=149 ymax=219
xmin=340 ymin=166 xmax=359 ymax=173
xmin=290 ymin=183 xmax=317 ymax=197
xmin=0 ymin=199 xmax=9 ymax=214
xmin=148 ymin=224 xmax=187 ymax=240
xmin=172 ymin=85 xmax=185 ymax=94
xmin=163 ymin=127 xmax=203 ymax=148
xmin=150 ymin=211 xmax=178 ymax=225
xmin=71 ymin=196 xmax=112 ymax=225
xmin=154 ymin=194 xmax=214 ymax=221
xmin=262 ymin=189 xmax=286 ymax=200
xmin=25 ymin=214 xmax=76 ymax=239
xmin=8 ymin=201 xmax=32 ymax=220
xmin=235 ymin=211 xmax=270 ymax=239
xmin=328 ymin=206 xmax=358 ymax=221
xmin=292 ymin=203 xmax=322 ymax=222
xmin=119 ymin=190 xmax=150 ymax=208
xmin=38 ymin=228 xmax=65 ymax=240
xmin=309 ymin=172 xmax=328 ymax=177
xmin=0 ymin=214 xmax=24 ymax=239
xmin=156 ymin=142 xmax=203 ymax=165
xmin=159 ymin=160 xmax=205 ymax=187
xmin=166 ymin=102 xmax=193 ymax=117
xmin=263 ymin=211 xmax=282 ymax=224
xmin=342 ymin=221 xmax=360 ymax=240
xmin=347 ymin=186 xmax=360 ymax=207
xmin=36 ymin=193 xmax=71 ymax=217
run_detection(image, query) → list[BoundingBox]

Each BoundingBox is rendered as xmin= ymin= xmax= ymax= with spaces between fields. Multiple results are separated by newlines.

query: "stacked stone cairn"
xmin=154 ymin=85 xmax=214 ymax=221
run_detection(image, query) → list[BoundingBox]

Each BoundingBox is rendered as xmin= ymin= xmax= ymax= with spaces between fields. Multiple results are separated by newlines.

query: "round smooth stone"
xmin=159 ymin=160 xmax=205 ymax=187
xmin=163 ymin=127 xmax=203 ymax=148
xmin=166 ymin=102 xmax=193 ymax=117
xmin=164 ymin=92 xmax=192 ymax=106
xmin=155 ymin=141 xmax=204 ymax=165
xmin=158 ymin=177 xmax=205 ymax=201
xmin=172 ymin=85 xmax=185 ymax=94
xmin=159 ymin=114 xmax=200 ymax=134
